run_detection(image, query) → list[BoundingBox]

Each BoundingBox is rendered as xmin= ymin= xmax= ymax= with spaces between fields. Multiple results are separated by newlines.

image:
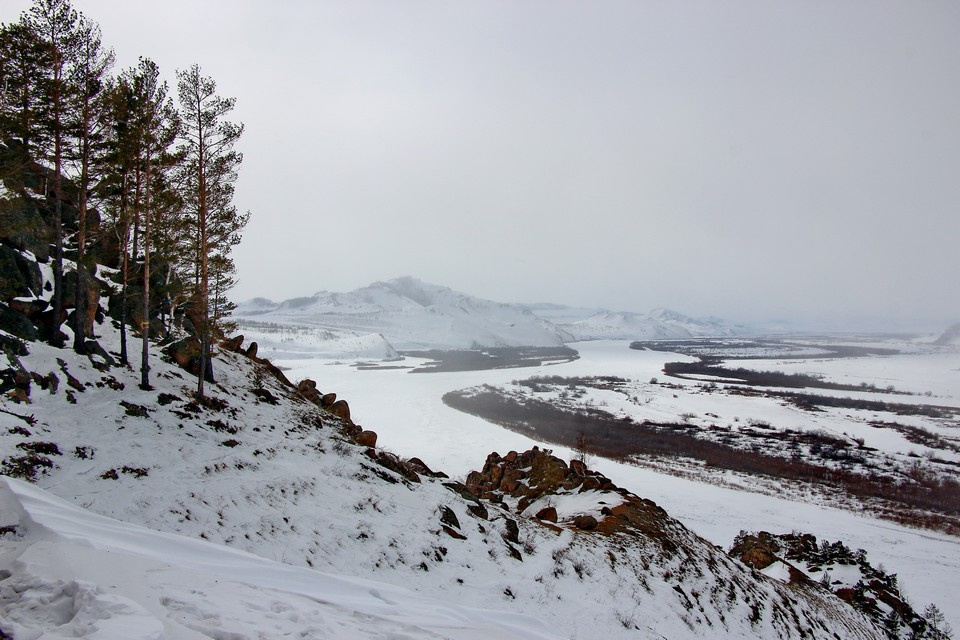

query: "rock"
xmin=221 ymin=335 xmax=244 ymax=352
xmin=406 ymin=457 xmax=436 ymax=477
xmin=439 ymin=505 xmax=461 ymax=531
xmin=328 ymin=399 xmax=351 ymax=421
xmin=356 ymin=430 xmax=377 ymax=448
xmin=570 ymin=458 xmax=588 ymax=476
xmin=465 ymin=471 xmax=484 ymax=496
xmin=573 ymin=515 xmax=598 ymax=531
xmin=296 ymin=379 xmax=324 ymax=405
xmin=0 ymin=244 xmax=42 ymax=301
xmin=375 ymin=450 xmax=420 ymax=483
xmin=0 ymin=333 xmax=29 ymax=356
xmin=502 ymin=517 xmax=520 ymax=544
xmin=244 ymin=342 xmax=258 ymax=358
xmin=467 ymin=503 xmax=488 ymax=520
xmin=0 ymin=193 xmax=52 ymax=261
xmin=168 ymin=336 xmax=201 ymax=369
xmin=535 ymin=506 xmax=558 ymax=522
xmin=0 ymin=304 xmax=38 ymax=341
xmin=321 ymin=392 xmax=336 ymax=407
xmin=8 ymin=298 xmax=47 ymax=320
xmin=164 ymin=336 xmax=213 ymax=382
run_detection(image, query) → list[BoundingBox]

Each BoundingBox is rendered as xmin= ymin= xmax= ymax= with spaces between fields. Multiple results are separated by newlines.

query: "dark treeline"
xmin=0 ymin=0 xmax=248 ymax=399
xmin=662 ymin=360 xmax=912 ymax=394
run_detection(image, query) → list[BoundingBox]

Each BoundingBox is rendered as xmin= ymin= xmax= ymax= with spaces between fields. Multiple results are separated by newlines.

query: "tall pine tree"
xmin=67 ymin=12 xmax=113 ymax=353
xmin=176 ymin=64 xmax=244 ymax=400
xmin=25 ymin=0 xmax=80 ymax=347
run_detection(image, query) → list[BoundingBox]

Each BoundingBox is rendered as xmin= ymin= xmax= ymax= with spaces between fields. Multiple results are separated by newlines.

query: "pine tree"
xmin=25 ymin=0 xmax=80 ymax=347
xmin=0 ymin=21 xmax=51 ymax=165
xmin=99 ymin=73 xmax=139 ymax=365
xmin=176 ymin=64 xmax=244 ymax=400
xmin=129 ymin=58 xmax=177 ymax=389
xmin=67 ymin=12 xmax=113 ymax=353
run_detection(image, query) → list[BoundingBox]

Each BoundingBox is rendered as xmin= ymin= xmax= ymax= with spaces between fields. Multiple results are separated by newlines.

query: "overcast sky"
xmin=4 ymin=1 xmax=959 ymax=330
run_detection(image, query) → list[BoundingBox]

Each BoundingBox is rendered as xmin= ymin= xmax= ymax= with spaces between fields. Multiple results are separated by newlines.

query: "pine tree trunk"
xmin=140 ymin=146 xmax=151 ymax=390
xmin=73 ymin=139 xmax=89 ymax=354
xmin=118 ymin=176 xmax=129 ymax=366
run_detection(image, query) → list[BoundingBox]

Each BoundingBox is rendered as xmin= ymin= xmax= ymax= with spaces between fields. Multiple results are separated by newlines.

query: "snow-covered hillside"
xmin=561 ymin=307 xmax=736 ymax=341
xmin=0 ymin=318 xmax=888 ymax=638
xmin=235 ymin=277 xmax=738 ymax=356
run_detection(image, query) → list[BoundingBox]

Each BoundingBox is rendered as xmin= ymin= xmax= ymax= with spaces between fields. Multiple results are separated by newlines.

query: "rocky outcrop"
xmin=729 ymin=531 xmax=926 ymax=636
xmin=466 ymin=447 xmax=619 ymax=512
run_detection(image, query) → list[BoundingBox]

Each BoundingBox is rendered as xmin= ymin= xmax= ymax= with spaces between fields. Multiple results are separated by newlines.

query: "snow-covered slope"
xmin=933 ymin=323 xmax=960 ymax=346
xmin=562 ymin=307 xmax=735 ymax=341
xmin=0 ymin=477 xmax=553 ymax=640
xmin=0 ymin=317 xmax=886 ymax=639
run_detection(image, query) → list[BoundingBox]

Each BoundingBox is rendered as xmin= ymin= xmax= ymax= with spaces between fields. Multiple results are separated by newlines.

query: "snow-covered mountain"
xmin=236 ymin=277 xmax=736 ymax=356
xmin=235 ymin=277 xmax=571 ymax=352
xmin=933 ymin=323 xmax=960 ymax=346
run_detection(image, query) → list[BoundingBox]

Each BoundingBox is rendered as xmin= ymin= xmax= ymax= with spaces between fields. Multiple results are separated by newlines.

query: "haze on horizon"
xmin=3 ymin=1 xmax=958 ymax=332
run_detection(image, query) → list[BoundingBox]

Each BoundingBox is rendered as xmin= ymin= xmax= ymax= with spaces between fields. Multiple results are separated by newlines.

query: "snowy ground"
xmin=276 ymin=339 xmax=960 ymax=632
xmin=0 ymin=478 xmax=554 ymax=640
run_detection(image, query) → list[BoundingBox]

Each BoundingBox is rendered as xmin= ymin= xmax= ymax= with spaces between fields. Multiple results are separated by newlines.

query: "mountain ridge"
xmin=235 ymin=276 xmax=738 ymax=355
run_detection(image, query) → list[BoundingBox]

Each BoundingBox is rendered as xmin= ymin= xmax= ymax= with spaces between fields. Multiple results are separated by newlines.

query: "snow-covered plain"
xmin=276 ymin=339 xmax=960 ymax=632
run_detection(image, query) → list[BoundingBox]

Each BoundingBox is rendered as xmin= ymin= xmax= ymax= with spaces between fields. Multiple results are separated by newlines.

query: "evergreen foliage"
xmin=0 ymin=0 xmax=249 ymax=393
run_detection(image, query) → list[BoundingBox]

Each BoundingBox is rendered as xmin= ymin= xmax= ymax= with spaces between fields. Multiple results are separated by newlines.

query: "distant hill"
xmin=933 ymin=323 xmax=960 ymax=346
xmin=235 ymin=277 xmax=738 ymax=355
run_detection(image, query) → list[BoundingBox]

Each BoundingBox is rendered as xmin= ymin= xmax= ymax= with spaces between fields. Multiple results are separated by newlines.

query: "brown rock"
xmin=328 ymin=399 xmax=351 ymax=421
xmin=465 ymin=471 xmax=484 ymax=496
xmin=573 ymin=515 xmax=598 ymax=531
xmin=467 ymin=503 xmax=488 ymax=520
xmin=221 ymin=335 xmax=244 ymax=352
xmin=356 ymin=430 xmax=378 ymax=448
xmin=535 ymin=507 xmax=558 ymax=522
xmin=321 ymin=392 xmax=337 ymax=407
xmin=570 ymin=458 xmax=587 ymax=476
xmin=244 ymin=342 xmax=258 ymax=358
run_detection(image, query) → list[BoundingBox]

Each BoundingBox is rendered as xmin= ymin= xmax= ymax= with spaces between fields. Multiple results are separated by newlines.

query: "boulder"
xmin=501 ymin=517 xmax=520 ymax=544
xmin=321 ymin=392 xmax=337 ymax=407
xmin=0 ymin=194 xmax=52 ymax=261
xmin=573 ymin=515 xmax=598 ymax=531
xmin=0 ymin=304 xmax=38 ymax=341
xmin=328 ymin=399 xmax=351 ymax=421
xmin=535 ymin=506 xmax=558 ymax=522
xmin=244 ymin=341 xmax=258 ymax=358
xmin=8 ymin=298 xmax=47 ymax=321
xmin=356 ymin=430 xmax=378 ymax=448
xmin=221 ymin=335 xmax=244 ymax=352
xmin=0 ymin=244 xmax=42 ymax=301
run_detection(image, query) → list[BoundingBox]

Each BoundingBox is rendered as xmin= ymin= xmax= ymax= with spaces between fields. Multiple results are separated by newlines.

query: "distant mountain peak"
xmin=235 ymin=278 xmax=739 ymax=353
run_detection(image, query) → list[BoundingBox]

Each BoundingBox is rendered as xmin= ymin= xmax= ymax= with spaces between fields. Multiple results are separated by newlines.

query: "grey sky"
xmin=4 ymin=1 xmax=959 ymax=330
